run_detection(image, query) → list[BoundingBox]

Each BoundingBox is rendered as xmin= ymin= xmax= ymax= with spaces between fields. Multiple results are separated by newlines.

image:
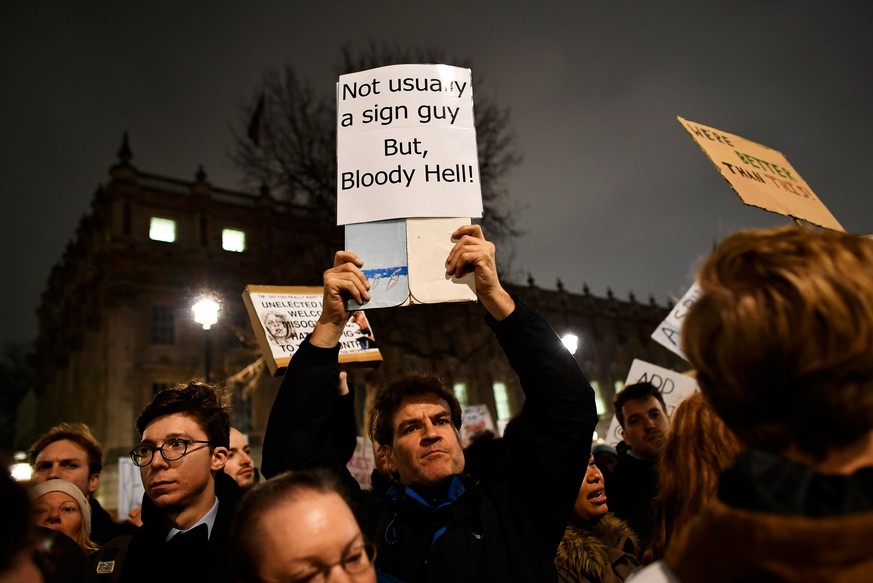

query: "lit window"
xmin=493 ymin=381 xmax=512 ymax=421
xmin=149 ymin=217 xmax=176 ymax=243
xmin=453 ymin=382 xmax=469 ymax=408
xmin=591 ymin=381 xmax=607 ymax=418
xmin=222 ymin=228 xmax=246 ymax=252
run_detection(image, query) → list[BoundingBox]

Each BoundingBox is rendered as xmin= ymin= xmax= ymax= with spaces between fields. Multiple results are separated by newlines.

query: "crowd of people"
xmin=3 ymin=223 xmax=873 ymax=582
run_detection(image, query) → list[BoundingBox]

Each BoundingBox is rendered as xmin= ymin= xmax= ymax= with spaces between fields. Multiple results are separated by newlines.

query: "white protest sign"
xmin=337 ymin=64 xmax=483 ymax=225
xmin=650 ymin=282 xmax=702 ymax=361
xmin=346 ymin=436 xmax=376 ymax=490
xmin=117 ymin=456 xmax=145 ymax=520
xmin=461 ymin=404 xmax=496 ymax=447
xmin=605 ymin=359 xmax=700 ymax=447
xmin=242 ymin=285 xmax=382 ymax=375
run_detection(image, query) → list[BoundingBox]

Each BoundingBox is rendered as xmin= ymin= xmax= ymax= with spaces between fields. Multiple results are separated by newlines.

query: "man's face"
xmin=256 ymin=490 xmax=376 ymax=583
xmin=621 ymin=395 xmax=669 ymax=459
xmin=225 ymin=428 xmax=255 ymax=490
xmin=32 ymin=439 xmax=99 ymax=497
xmin=139 ymin=413 xmax=227 ymax=515
xmin=32 ymin=491 xmax=84 ymax=541
xmin=386 ymin=393 xmax=465 ymax=487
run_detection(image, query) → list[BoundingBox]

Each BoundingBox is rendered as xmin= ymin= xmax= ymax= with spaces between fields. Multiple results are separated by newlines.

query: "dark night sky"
xmin=2 ymin=2 xmax=871 ymax=347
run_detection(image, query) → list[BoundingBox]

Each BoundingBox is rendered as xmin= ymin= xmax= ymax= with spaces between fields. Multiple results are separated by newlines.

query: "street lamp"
xmin=192 ymin=297 xmax=220 ymax=382
xmin=561 ymin=333 xmax=579 ymax=355
xmin=10 ymin=451 xmax=32 ymax=482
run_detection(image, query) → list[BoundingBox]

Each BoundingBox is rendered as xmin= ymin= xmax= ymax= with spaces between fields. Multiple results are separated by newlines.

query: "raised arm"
xmin=446 ymin=224 xmax=515 ymax=320
xmin=443 ymin=225 xmax=598 ymax=553
xmin=261 ymin=252 xmax=370 ymax=479
xmin=310 ymin=251 xmax=371 ymax=347
xmin=494 ymin=301 xmax=597 ymax=552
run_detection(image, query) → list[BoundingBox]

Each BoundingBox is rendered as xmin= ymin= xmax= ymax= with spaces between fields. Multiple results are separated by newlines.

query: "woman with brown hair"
xmin=643 ymin=393 xmax=742 ymax=564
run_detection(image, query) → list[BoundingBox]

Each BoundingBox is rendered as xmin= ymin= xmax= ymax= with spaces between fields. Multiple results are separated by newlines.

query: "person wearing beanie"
xmin=30 ymin=478 xmax=98 ymax=554
xmin=29 ymin=421 xmax=136 ymax=545
xmin=592 ymin=443 xmax=619 ymax=489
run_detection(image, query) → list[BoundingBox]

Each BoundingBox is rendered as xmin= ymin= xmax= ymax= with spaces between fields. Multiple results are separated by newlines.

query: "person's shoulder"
xmin=33 ymin=526 xmax=91 ymax=578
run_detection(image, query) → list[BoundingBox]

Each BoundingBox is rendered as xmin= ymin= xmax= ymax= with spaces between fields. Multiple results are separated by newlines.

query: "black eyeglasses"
xmin=281 ymin=541 xmax=377 ymax=583
xmin=129 ymin=438 xmax=213 ymax=467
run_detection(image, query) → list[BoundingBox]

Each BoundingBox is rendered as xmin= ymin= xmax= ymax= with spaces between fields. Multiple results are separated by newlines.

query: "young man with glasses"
xmin=92 ymin=382 xmax=242 ymax=582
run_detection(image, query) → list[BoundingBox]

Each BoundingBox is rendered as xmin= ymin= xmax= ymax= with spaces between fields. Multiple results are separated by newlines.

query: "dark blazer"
xmin=91 ymin=471 xmax=242 ymax=583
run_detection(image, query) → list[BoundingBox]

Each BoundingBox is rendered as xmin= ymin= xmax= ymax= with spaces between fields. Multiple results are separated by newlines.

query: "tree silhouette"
xmin=230 ymin=44 xmax=523 ymax=270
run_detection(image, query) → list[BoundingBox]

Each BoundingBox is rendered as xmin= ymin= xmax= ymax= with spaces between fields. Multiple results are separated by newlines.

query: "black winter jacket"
xmin=91 ymin=472 xmax=242 ymax=583
xmin=262 ymin=299 xmax=598 ymax=582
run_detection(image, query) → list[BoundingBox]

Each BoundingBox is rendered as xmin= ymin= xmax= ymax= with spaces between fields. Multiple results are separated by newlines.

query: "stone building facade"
xmin=34 ymin=138 xmax=686 ymax=506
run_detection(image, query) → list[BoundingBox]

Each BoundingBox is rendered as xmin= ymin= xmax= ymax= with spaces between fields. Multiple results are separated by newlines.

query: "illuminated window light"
xmin=149 ymin=217 xmax=176 ymax=243
xmin=222 ymin=228 xmax=246 ymax=252
xmin=453 ymin=382 xmax=469 ymax=408
xmin=493 ymin=381 xmax=512 ymax=421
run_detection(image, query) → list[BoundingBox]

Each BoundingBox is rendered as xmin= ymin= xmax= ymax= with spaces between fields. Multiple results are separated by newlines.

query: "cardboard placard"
xmin=650 ymin=282 xmax=702 ymax=362
xmin=345 ymin=217 xmax=477 ymax=310
xmin=460 ymin=404 xmax=497 ymax=447
xmin=678 ymin=116 xmax=843 ymax=231
xmin=117 ymin=457 xmax=144 ymax=521
xmin=242 ymin=285 xmax=382 ymax=376
xmin=337 ymin=64 xmax=482 ymax=225
xmin=346 ymin=436 xmax=376 ymax=490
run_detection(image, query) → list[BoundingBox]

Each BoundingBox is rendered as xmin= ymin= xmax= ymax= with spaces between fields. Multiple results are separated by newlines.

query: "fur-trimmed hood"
xmin=555 ymin=514 xmax=640 ymax=583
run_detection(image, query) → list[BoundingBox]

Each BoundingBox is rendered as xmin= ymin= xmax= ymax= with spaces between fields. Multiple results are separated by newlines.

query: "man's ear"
xmin=211 ymin=446 xmax=229 ymax=471
xmin=87 ymin=473 xmax=100 ymax=497
xmin=385 ymin=445 xmax=398 ymax=473
xmin=621 ymin=429 xmax=630 ymax=446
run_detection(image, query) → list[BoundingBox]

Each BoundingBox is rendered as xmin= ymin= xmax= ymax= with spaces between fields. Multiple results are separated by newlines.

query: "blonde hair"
xmin=683 ymin=226 xmax=873 ymax=459
xmin=29 ymin=480 xmax=99 ymax=554
xmin=645 ymin=393 xmax=742 ymax=562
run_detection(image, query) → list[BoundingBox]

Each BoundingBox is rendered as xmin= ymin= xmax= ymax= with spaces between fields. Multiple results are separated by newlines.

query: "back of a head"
xmin=646 ymin=393 xmax=743 ymax=562
xmin=136 ymin=381 xmax=231 ymax=448
xmin=230 ymin=470 xmax=350 ymax=582
xmin=0 ymin=467 xmax=32 ymax=575
xmin=682 ymin=226 xmax=873 ymax=460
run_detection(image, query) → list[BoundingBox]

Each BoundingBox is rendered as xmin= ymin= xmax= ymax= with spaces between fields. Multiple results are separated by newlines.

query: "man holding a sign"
xmin=262 ymin=226 xmax=597 ymax=582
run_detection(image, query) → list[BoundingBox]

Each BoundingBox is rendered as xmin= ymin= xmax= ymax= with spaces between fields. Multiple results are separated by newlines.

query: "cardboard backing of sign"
xmin=345 ymin=217 xmax=477 ymax=310
xmin=242 ymin=285 xmax=382 ymax=376
xmin=678 ymin=116 xmax=844 ymax=231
